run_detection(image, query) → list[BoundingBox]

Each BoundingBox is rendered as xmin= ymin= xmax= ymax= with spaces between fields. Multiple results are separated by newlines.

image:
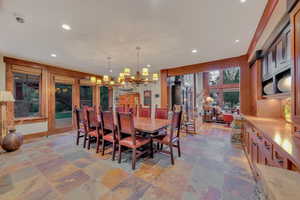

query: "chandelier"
xmin=118 ymin=46 xmax=159 ymax=85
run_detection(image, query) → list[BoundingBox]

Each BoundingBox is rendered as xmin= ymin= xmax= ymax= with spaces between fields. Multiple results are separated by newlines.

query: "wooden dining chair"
xmin=128 ymin=105 xmax=137 ymax=117
xmin=139 ymin=105 xmax=151 ymax=118
xmin=153 ymin=110 xmax=182 ymax=165
xmin=100 ymin=111 xmax=117 ymax=160
xmin=74 ymin=106 xmax=86 ymax=146
xmin=86 ymin=107 xmax=102 ymax=152
xmin=116 ymin=105 xmax=125 ymax=113
xmin=85 ymin=106 xmax=98 ymax=130
xmin=117 ymin=112 xmax=153 ymax=170
xmin=155 ymin=105 xmax=169 ymax=120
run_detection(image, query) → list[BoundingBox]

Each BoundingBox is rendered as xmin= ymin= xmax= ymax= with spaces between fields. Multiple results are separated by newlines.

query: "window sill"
xmin=14 ymin=117 xmax=48 ymax=125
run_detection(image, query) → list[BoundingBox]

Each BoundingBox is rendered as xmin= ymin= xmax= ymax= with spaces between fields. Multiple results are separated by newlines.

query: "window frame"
xmin=6 ymin=64 xmax=47 ymax=124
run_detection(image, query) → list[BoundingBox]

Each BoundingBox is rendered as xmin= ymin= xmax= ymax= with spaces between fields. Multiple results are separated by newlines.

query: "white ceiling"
xmin=0 ymin=0 xmax=267 ymax=76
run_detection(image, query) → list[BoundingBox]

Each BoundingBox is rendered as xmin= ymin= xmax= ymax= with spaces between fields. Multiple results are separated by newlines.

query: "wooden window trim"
xmin=14 ymin=117 xmax=48 ymax=125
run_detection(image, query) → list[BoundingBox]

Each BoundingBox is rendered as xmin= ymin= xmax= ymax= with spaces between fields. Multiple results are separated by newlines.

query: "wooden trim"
xmin=11 ymin=64 xmax=42 ymax=75
xmin=247 ymin=0 xmax=279 ymax=57
xmin=161 ymin=55 xmax=253 ymax=115
xmin=23 ymin=131 xmax=47 ymax=140
xmin=160 ymin=70 xmax=168 ymax=108
xmin=14 ymin=117 xmax=48 ymax=125
xmin=164 ymin=55 xmax=247 ymax=76
xmin=291 ymin=1 xmax=300 ymax=124
xmin=3 ymin=57 xmax=102 ymax=79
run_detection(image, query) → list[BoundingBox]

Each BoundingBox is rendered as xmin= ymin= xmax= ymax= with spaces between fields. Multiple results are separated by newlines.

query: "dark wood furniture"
xmin=85 ymin=107 xmax=101 ymax=152
xmin=291 ymin=1 xmax=300 ymax=129
xmin=99 ymin=111 xmax=117 ymax=160
xmin=73 ymin=106 xmax=86 ymax=146
xmin=117 ymin=112 xmax=153 ymax=170
xmin=242 ymin=116 xmax=300 ymax=177
xmin=138 ymin=106 xmax=151 ymax=118
xmin=133 ymin=117 xmax=170 ymax=134
xmin=154 ymin=111 xmax=182 ymax=165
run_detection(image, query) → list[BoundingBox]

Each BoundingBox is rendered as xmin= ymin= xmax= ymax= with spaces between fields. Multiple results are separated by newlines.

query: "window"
xmin=14 ymin=72 xmax=40 ymax=118
xmin=80 ymin=86 xmax=93 ymax=107
xmin=55 ymin=83 xmax=72 ymax=128
xmin=223 ymin=67 xmax=240 ymax=84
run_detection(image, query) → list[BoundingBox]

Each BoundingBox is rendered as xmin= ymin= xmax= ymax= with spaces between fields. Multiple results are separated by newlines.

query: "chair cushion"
xmin=103 ymin=133 xmax=115 ymax=142
xmin=154 ymin=134 xmax=178 ymax=144
xmin=119 ymin=136 xmax=151 ymax=148
xmin=88 ymin=130 xmax=101 ymax=137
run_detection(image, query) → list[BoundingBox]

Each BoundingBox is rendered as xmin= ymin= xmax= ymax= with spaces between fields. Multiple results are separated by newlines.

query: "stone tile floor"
xmin=0 ymin=125 xmax=261 ymax=200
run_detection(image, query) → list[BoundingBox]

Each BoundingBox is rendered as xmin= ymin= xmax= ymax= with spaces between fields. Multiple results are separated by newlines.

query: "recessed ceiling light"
xmin=62 ymin=24 xmax=71 ymax=30
xmin=147 ymin=64 xmax=151 ymax=68
xmin=192 ymin=49 xmax=198 ymax=53
xmin=51 ymin=54 xmax=57 ymax=57
xmin=109 ymin=69 xmax=113 ymax=73
xmin=240 ymin=0 xmax=246 ymax=3
xmin=235 ymin=39 xmax=240 ymax=43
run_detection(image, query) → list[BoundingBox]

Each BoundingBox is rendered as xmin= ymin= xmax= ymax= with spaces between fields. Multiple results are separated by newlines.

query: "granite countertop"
xmin=257 ymin=164 xmax=300 ymax=200
xmin=243 ymin=115 xmax=300 ymax=166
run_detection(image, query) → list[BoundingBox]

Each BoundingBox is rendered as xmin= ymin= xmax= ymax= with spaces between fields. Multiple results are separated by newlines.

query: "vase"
xmin=1 ymin=130 xmax=23 ymax=152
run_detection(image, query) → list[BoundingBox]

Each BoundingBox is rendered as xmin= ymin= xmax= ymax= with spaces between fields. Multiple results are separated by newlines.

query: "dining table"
xmin=133 ymin=117 xmax=171 ymax=134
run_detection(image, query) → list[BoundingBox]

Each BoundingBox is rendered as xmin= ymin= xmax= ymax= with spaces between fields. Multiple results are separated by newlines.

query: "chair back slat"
xmin=139 ymin=106 xmax=151 ymax=118
xmin=85 ymin=106 xmax=99 ymax=130
xmin=155 ymin=107 xmax=168 ymax=120
xmin=74 ymin=106 xmax=88 ymax=133
xmin=117 ymin=112 xmax=136 ymax=144
xmin=170 ymin=111 xmax=182 ymax=141
xmin=100 ymin=111 xmax=115 ymax=131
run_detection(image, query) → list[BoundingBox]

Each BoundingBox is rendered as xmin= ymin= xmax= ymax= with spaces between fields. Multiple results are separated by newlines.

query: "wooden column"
xmin=240 ymin=60 xmax=253 ymax=115
xmin=160 ymin=70 xmax=168 ymax=108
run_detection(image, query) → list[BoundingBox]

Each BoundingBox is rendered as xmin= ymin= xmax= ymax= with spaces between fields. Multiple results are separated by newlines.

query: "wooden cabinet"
xmin=118 ymin=93 xmax=140 ymax=109
xmin=242 ymin=121 xmax=300 ymax=174
xmin=291 ymin=2 xmax=300 ymax=126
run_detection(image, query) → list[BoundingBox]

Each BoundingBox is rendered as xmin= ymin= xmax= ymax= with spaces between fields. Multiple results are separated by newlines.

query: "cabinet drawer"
xmin=273 ymin=148 xmax=287 ymax=168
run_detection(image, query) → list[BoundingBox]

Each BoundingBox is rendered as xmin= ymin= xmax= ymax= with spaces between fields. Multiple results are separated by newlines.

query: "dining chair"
xmin=100 ymin=111 xmax=117 ymax=160
xmin=86 ymin=107 xmax=102 ymax=152
xmin=155 ymin=105 xmax=169 ymax=120
xmin=117 ymin=112 xmax=153 ymax=170
xmin=73 ymin=106 xmax=86 ymax=146
xmin=153 ymin=110 xmax=182 ymax=165
xmin=85 ymin=106 xmax=98 ymax=130
xmin=128 ymin=105 xmax=137 ymax=117
xmin=116 ymin=105 xmax=125 ymax=113
xmin=139 ymin=105 xmax=151 ymax=118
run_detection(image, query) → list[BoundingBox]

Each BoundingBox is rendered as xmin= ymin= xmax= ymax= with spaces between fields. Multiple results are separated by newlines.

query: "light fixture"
xmin=62 ymin=24 xmax=71 ymax=30
xmin=103 ymin=75 xmax=109 ymax=82
xmin=96 ymin=79 xmax=102 ymax=85
xmin=142 ymin=68 xmax=149 ymax=76
xmin=152 ymin=73 xmax=159 ymax=81
xmin=235 ymin=39 xmax=240 ymax=43
xmin=147 ymin=64 xmax=151 ymax=68
xmin=240 ymin=0 xmax=246 ymax=3
xmin=192 ymin=49 xmax=198 ymax=53
xmin=131 ymin=76 xmax=135 ymax=80
xmin=109 ymin=69 xmax=113 ymax=73
xmin=110 ymin=80 xmax=115 ymax=85
xmin=124 ymin=67 xmax=131 ymax=76
xmin=90 ymin=76 xmax=96 ymax=83
xmin=51 ymin=54 xmax=57 ymax=57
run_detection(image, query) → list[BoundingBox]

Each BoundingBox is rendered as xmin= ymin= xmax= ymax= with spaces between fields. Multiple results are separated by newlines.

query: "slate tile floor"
xmin=0 ymin=125 xmax=261 ymax=200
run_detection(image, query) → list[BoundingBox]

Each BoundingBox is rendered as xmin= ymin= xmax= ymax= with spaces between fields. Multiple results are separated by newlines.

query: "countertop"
xmin=243 ymin=115 xmax=300 ymax=166
xmin=257 ymin=164 xmax=300 ymax=200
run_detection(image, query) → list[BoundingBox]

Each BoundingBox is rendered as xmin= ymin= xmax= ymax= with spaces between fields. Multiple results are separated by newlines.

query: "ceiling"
xmin=0 ymin=0 xmax=267 ymax=76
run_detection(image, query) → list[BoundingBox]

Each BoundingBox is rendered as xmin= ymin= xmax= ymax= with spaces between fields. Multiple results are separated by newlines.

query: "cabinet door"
xmin=291 ymin=2 xmax=300 ymax=124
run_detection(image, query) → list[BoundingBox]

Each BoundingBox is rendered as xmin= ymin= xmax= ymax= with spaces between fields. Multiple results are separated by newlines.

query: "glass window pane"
xmin=14 ymin=72 xmax=40 ymax=118
xmin=100 ymin=86 xmax=109 ymax=111
xmin=80 ymin=86 xmax=93 ymax=107
xmin=55 ymin=83 xmax=72 ymax=128
xmin=223 ymin=67 xmax=240 ymax=84
xmin=209 ymin=70 xmax=221 ymax=86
